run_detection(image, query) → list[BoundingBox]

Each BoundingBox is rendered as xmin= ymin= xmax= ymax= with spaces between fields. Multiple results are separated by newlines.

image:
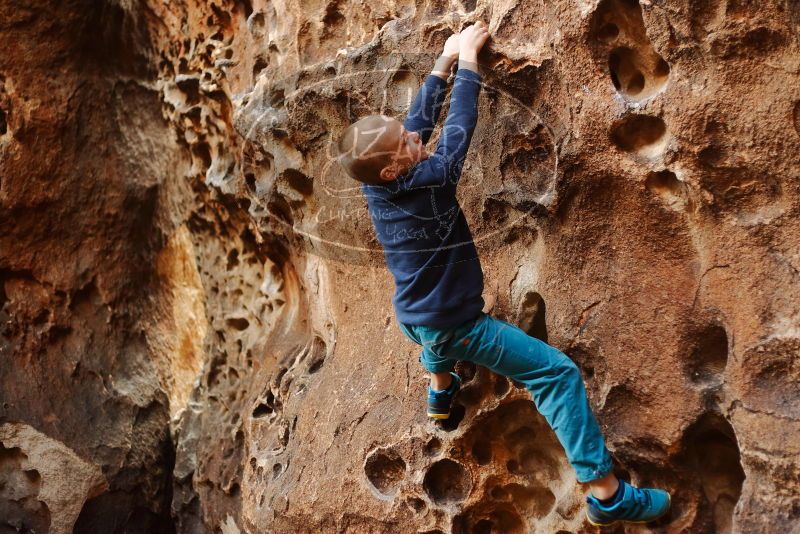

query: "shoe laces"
xmin=430 ymin=388 xmax=450 ymax=398
xmin=630 ymin=486 xmax=650 ymax=507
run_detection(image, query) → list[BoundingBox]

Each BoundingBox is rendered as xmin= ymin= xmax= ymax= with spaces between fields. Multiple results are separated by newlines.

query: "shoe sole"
xmin=427 ymin=412 xmax=450 ymax=420
xmin=585 ymin=492 xmax=671 ymax=527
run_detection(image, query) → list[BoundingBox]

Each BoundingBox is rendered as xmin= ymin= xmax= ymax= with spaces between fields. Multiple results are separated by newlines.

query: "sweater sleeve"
xmin=403 ymin=74 xmax=449 ymax=145
xmin=430 ymin=68 xmax=482 ymax=185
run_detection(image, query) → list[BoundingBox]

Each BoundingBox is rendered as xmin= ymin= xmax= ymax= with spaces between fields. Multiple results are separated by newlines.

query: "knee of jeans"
xmin=555 ymin=354 xmax=581 ymax=379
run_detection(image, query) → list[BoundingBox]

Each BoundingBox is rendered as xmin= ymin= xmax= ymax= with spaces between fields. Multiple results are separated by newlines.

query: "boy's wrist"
xmin=431 ymin=55 xmax=456 ymax=79
xmin=458 ymin=51 xmax=479 ymax=73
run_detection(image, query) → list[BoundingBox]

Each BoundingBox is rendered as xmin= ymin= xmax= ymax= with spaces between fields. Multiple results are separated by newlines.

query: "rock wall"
xmin=1 ymin=0 xmax=798 ymax=533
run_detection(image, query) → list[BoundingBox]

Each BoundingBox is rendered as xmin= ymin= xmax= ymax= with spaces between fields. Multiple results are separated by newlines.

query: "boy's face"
xmin=379 ymin=118 xmax=428 ymax=181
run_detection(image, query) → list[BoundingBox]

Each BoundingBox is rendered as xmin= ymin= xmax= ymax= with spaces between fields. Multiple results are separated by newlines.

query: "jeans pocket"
xmin=439 ymin=314 xmax=483 ymax=359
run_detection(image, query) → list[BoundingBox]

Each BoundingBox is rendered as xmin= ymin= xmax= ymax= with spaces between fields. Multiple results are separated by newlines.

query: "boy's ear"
xmin=379 ymin=163 xmax=397 ymax=181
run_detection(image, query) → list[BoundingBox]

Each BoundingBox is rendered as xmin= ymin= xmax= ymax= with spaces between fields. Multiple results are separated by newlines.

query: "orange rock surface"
xmin=1 ymin=0 xmax=798 ymax=532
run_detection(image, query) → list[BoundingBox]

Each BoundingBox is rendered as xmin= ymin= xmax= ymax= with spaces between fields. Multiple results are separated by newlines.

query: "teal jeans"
xmin=399 ymin=312 xmax=614 ymax=483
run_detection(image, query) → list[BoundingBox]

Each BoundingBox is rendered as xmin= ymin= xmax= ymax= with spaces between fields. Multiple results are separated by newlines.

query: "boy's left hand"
xmin=432 ymin=33 xmax=460 ymax=79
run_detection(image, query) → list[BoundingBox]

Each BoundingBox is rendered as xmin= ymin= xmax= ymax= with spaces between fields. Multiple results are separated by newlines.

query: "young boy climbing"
xmin=334 ymin=21 xmax=671 ymax=526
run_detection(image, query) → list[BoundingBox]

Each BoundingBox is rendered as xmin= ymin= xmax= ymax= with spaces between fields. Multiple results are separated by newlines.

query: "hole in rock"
xmin=600 ymin=383 xmax=651 ymax=439
xmin=736 ymin=27 xmax=786 ymax=56
xmin=610 ymin=114 xmax=667 ymax=157
xmin=682 ymin=413 xmax=745 ymax=532
xmin=387 ymin=69 xmax=418 ymax=111
xmin=0 ymin=445 xmax=51 ymax=532
xmin=699 ymin=145 xmax=725 ymax=167
xmin=253 ymin=56 xmax=268 ymax=78
xmin=236 ymin=0 xmax=253 ymax=19
xmin=249 ymin=12 xmax=265 ymax=31
xmin=686 ymin=323 xmax=728 ymax=385
xmin=364 ymin=449 xmax=406 ymax=496
xmin=425 ymin=0 xmax=448 ymax=16
xmin=493 ymin=376 xmax=510 ymax=397
xmin=516 ymin=447 xmax=559 ymax=479
xmin=226 ymin=249 xmax=239 ymax=270
xmin=268 ymin=196 xmax=294 ymax=226
xmin=491 ymin=485 xmax=510 ymax=500
xmin=655 ymin=57 xmax=671 ymax=77
xmin=176 ymin=77 xmax=201 ymax=105
xmin=456 ymin=384 xmax=484 ymax=407
xmin=439 ymin=404 xmax=465 ymax=432
xmin=321 ymin=1 xmax=345 ymax=31
xmin=507 ymin=483 xmax=555 ymax=518
xmin=33 ymin=309 xmax=49 ymax=326
xmin=646 ymin=169 xmax=683 ymax=196
xmin=0 ymin=108 xmax=6 ymax=135
xmin=270 ymin=89 xmax=285 ymax=107
xmin=192 ymin=142 xmax=212 ymax=169
xmin=210 ymin=3 xmax=233 ymax=28
xmin=474 ymin=519 xmax=493 ymax=534
xmin=182 ymin=106 xmax=201 ymax=127
xmin=307 ymin=357 xmax=324 ymax=375
xmin=282 ymin=168 xmax=313 ymax=196
xmin=505 ymin=425 xmax=536 ymax=448
xmin=406 ymin=496 xmax=426 ymax=513
xmin=594 ymin=0 xmax=670 ymax=101
xmin=245 ymin=173 xmax=256 ymax=193
xmin=597 ymin=23 xmax=619 ymax=42
xmin=471 ymin=438 xmax=492 ymax=465
xmin=226 ymin=317 xmax=249 ymax=331
xmin=609 ymin=48 xmax=647 ymax=96
xmin=497 ymin=126 xmax=556 ymax=205
xmin=302 ymin=336 xmax=327 ymax=375
xmin=461 ymin=0 xmax=477 ymax=12
xmin=458 ymin=507 xmax=526 ymax=534
xmin=259 ymin=152 xmax=274 ymax=173
xmin=456 ymin=361 xmax=477 ymax=382
xmin=271 ymin=367 xmax=288 ymax=390
xmin=424 ymin=437 xmax=442 ymax=456
xmin=252 ymin=402 xmax=272 ymax=417
xmin=518 ymin=291 xmax=548 ymax=342
xmin=646 ymin=170 xmax=690 ymax=209
xmin=739 ymin=337 xmax=800 ymax=419
xmin=423 ymin=458 xmax=472 ymax=505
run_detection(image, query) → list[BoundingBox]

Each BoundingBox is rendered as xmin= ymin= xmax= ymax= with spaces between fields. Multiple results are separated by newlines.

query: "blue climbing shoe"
xmin=585 ymin=479 xmax=671 ymax=526
xmin=427 ymin=372 xmax=462 ymax=419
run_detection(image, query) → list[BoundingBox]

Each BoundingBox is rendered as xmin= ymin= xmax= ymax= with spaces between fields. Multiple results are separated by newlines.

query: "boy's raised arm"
xmin=402 ymin=34 xmax=460 ymax=144
xmin=431 ymin=22 xmax=489 ymax=185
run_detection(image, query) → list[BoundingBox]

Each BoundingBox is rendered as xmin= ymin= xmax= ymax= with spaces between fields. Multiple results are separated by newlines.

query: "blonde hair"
xmin=334 ymin=114 xmax=401 ymax=185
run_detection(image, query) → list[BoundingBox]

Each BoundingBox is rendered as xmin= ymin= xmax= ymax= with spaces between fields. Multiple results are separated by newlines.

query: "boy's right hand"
xmin=459 ymin=21 xmax=489 ymax=57
xmin=458 ymin=21 xmax=489 ymax=72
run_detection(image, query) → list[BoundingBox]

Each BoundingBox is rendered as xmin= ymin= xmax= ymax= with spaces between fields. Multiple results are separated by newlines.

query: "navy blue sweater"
xmin=362 ymin=68 xmax=484 ymax=328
